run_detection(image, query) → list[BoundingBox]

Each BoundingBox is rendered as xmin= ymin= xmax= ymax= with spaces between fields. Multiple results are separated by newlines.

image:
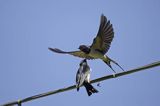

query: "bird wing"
xmin=76 ymin=67 xmax=85 ymax=87
xmin=76 ymin=63 xmax=89 ymax=87
xmin=48 ymin=48 xmax=94 ymax=59
xmin=76 ymin=68 xmax=81 ymax=86
xmin=90 ymin=14 xmax=114 ymax=54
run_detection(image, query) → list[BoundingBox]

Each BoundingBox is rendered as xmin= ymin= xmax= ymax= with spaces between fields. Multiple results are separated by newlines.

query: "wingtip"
xmin=48 ymin=47 xmax=58 ymax=53
xmin=48 ymin=47 xmax=53 ymax=51
xmin=101 ymin=13 xmax=106 ymax=19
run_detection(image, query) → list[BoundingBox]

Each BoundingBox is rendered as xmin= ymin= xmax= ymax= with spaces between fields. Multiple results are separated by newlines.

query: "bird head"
xmin=78 ymin=45 xmax=90 ymax=54
xmin=79 ymin=59 xmax=87 ymax=66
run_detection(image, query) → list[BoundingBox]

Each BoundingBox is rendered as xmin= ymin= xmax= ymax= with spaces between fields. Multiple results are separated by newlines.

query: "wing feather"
xmin=91 ymin=14 xmax=114 ymax=54
xmin=48 ymin=48 xmax=94 ymax=59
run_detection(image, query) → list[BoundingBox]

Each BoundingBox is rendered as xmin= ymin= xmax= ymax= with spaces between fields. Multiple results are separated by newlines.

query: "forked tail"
xmin=103 ymin=56 xmax=124 ymax=73
xmin=83 ymin=82 xmax=98 ymax=96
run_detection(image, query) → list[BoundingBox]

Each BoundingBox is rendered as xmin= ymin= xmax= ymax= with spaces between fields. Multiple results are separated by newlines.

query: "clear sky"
xmin=0 ymin=0 xmax=160 ymax=106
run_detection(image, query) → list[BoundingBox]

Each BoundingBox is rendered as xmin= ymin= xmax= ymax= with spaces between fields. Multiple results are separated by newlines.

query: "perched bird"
xmin=76 ymin=59 xmax=98 ymax=96
xmin=49 ymin=14 xmax=124 ymax=73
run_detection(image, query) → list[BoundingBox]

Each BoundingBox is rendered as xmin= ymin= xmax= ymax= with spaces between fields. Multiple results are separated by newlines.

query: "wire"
xmin=1 ymin=61 xmax=160 ymax=106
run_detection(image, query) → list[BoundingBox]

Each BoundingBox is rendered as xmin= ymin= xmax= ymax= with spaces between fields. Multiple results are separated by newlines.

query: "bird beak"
xmin=83 ymin=59 xmax=87 ymax=62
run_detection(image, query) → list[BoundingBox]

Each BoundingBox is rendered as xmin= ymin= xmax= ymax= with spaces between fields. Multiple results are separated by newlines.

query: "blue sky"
xmin=0 ymin=0 xmax=160 ymax=106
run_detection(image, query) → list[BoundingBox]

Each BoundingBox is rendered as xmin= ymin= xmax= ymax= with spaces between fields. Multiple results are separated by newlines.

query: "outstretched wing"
xmin=48 ymin=48 xmax=94 ymax=59
xmin=90 ymin=14 xmax=114 ymax=54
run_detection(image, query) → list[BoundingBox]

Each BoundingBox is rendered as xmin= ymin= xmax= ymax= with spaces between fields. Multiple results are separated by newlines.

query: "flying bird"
xmin=49 ymin=14 xmax=124 ymax=73
xmin=76 ymin=59 xmax=98 ymax=96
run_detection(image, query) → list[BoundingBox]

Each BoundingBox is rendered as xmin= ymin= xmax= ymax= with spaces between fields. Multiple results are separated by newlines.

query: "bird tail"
xmin=103 ymin=56 xmax=124 ymax=73
xmin=83 ymin=82 xmax=98 ymax=96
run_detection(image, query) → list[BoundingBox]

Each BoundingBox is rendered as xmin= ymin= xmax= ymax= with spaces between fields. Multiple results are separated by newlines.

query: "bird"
xmin=76 ymin=59 xmax=98 ymax=96
xmin=49 ymin=14 xmax=124 ymax=73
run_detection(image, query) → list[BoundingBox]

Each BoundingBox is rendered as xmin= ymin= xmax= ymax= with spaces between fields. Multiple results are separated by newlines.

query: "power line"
xmin=1 ymin=61 xmax=160 ymax=106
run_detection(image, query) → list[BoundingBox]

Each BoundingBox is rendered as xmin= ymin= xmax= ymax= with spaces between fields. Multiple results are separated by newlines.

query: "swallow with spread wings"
xmin=49 ymin=14 xmax=124 ymax=73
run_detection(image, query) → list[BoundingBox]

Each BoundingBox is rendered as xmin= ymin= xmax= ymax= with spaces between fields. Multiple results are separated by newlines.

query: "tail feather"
xmin=103 ymin=56 xmax=124 ymax=73
xmin=83 ymin=82 xmax=98 ymax=96
xmin=110 ymin=59 xmax=124 ymax=71
xmin=103 ymin=60 xmax=116 ymax=73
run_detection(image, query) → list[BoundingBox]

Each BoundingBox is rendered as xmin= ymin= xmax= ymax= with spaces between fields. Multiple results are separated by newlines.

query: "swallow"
xmin=76 ymin=59 xmax=98 ymax=96
xmin=49 ymin=14 xmax=124 ymax=73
